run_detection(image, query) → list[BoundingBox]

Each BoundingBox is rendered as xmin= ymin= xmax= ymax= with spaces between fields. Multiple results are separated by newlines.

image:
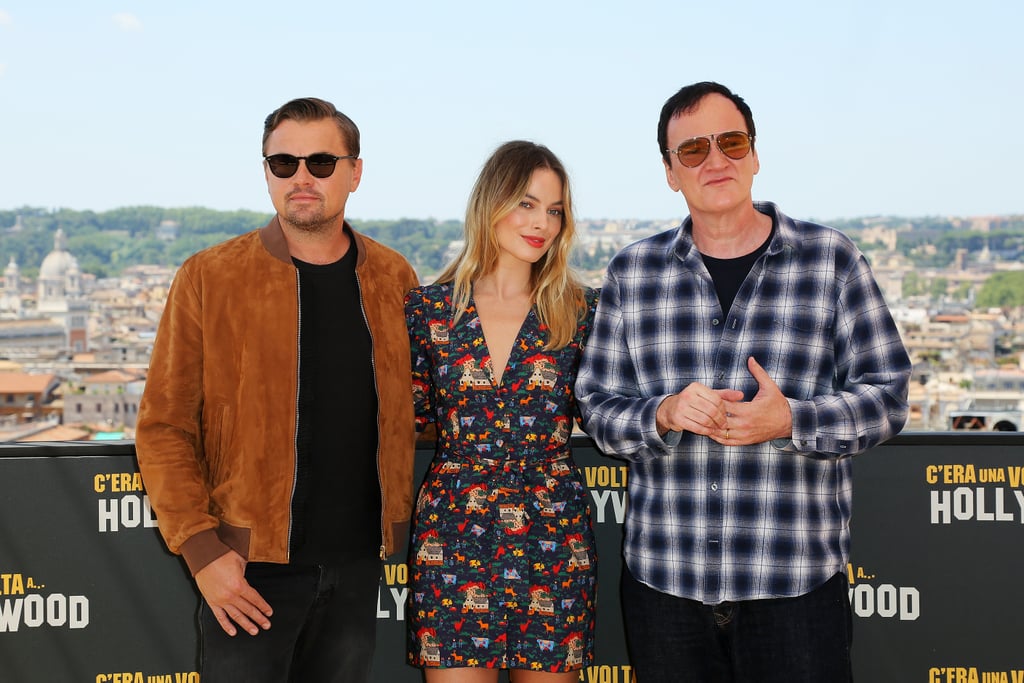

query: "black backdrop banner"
xmin=1 ymin=434 xmax=1023 ymax=682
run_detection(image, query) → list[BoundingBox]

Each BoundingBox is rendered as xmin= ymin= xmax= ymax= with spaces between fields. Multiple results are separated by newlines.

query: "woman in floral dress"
xmin=406 ymin=140 xmax=598 ymax=682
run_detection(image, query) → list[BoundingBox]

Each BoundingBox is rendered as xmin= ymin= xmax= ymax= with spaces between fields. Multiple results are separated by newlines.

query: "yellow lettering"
xmin=1 ymin=573 xmax=25 ymax=595
xmin=1009 ymin=467 xmax=1023 ymax=488
xmin=584 ymin=466 xmax=628 ymax=489
xmin=580 ymin=666 xmax=635 ymax=683
xmin=928 ymin=464 xmax=978 ymax=484
xmin=383 ymin=563 xmax=408 ymax=585
xmin=978 ymin=468 xmax=1005 ymax=484
xmin=94 ymin=472 xmax=146 ymax=494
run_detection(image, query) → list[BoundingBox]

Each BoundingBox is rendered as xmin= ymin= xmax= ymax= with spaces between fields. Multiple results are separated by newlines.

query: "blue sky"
xmin=1 ymin=1 xmax=1021 ymax=222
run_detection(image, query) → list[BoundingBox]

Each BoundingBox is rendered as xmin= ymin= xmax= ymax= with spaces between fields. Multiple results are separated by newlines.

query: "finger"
xmin=239 ymin=600 xmax=272 ymax=631
xmin=678 ymin=409 xmax=717 ymax=435
xmin=714 ymin=388 xmax=745 ymax=402
xmin=211 ymin=605 xmax=238 ymax=637
xmin=746 ymin=356 xmax=776 ymax=388
xmin=238 ymin=586 xmax=274 ymax=619
xmin=694 ymin=398 xmax=730 ymax=429
xmin=705 ymin=411 xmax=728 ymax=430
xmin=225 ymin=604 xmax=263 ymax=636
xmin=690 ymin=421 xmax=717 ymax=436
xmin=707 ymin=430 xmax=731 ymax=446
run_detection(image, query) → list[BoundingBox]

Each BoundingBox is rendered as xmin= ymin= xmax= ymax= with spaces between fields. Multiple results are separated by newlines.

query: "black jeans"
xmin=621 ymin=566 xmax=853 ymax=683
xmin=199 ymin=558 xmax=382 ymax=683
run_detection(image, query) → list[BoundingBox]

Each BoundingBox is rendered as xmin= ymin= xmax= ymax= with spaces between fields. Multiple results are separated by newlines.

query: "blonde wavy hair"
xmin=435 ymin=140 xmax=587 ymax=350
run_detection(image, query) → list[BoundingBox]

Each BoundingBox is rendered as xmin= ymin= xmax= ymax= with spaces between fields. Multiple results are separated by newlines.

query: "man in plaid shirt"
xmin=575 ymin=82 xmax=911 ymax=682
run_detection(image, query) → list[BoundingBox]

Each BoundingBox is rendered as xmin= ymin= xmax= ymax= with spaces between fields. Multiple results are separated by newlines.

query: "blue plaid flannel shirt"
xmin=575 ymin=202 xmax=911 ymax=603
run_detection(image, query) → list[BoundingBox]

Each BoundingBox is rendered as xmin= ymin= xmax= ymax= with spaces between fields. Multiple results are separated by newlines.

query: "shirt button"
xmin=710 ymin=482 xmax=719 ymax=492
xmin=712 ymin=318 xmax=720 ymax=326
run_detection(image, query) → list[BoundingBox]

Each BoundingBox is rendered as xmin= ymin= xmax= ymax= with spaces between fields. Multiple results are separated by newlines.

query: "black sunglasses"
xmin=264 ymin=153 xmax=357 ymax=179
xmin=666 ymin=131 xmax=754 ymax=168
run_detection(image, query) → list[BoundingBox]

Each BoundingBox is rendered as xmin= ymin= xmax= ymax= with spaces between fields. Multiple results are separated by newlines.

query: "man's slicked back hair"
xmin=262 ymin=97 xmax=360 ymax=157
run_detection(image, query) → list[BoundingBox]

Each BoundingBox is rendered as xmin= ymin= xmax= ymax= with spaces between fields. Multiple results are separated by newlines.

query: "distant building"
xmin=900 ymin=311 xmax=1000 ymax=371
xmin=154 ymin=220 xmax=180 ymax=242
xmin=965 ymin=366 xmax=1024 ymax=412
xmin=947 ymin=354 xmax=1024 ymax=432
xmin=0 ymin=372 xmax=61 ymax=426
xmin=3 ymin=215 xmax=24 ymax=234
xmin=36 ymin=229 xmax=89 ymax=353
xmin=80 ymin=343 xmax=153 ymax=365
xmin=63 ymin=369 xmax=145 ymax=429
xmin=1 ymin=257 xmax=22 ymax=318
xmin=0 ymin=318 xmax=67 ymax=357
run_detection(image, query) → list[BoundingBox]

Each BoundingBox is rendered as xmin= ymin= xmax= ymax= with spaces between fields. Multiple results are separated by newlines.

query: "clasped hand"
xmin=655 ymin=357 xmax=792 ymax=445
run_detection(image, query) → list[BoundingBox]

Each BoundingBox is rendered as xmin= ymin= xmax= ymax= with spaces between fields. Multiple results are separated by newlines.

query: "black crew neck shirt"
xmin=701 ymin=224 xmax=774 ymax=317
xmin=289 ymin=243 xmax=380 ymax=564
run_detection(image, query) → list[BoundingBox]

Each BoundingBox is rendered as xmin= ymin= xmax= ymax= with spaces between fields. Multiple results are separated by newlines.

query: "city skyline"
xmin=1 ymin=1 xmax=1022 ymax=224
xmin=2 ymin=188 xmax=1023 ymax=440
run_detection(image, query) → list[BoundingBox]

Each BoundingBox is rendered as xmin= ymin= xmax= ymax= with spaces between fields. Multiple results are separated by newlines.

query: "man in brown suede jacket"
xmin=136 ymin=97 xmax=418 ymax=683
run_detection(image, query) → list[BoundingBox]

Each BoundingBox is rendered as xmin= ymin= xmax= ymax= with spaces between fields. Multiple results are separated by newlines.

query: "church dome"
xmin=39 ymin=229 xmax=80 ymax=281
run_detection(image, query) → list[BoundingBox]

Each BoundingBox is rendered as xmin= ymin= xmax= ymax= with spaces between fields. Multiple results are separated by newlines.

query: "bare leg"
xmin=510 ymin=671 xmax=582 ymax=683
xmin=424 ymin=668 xmax=502 ymax=683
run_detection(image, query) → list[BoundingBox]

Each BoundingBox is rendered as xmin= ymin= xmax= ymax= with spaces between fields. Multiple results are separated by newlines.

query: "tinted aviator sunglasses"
xmin=667 ymin=130 xmax=754 ymax=168
xmin=264 ymin=153 xmax=357 ymax=179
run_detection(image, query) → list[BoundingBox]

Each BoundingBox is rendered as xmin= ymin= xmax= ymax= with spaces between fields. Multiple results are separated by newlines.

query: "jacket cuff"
xmin=180 ymin=528 xmax=232 ymax=576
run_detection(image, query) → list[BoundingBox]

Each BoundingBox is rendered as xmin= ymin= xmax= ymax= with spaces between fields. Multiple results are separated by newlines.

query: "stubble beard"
xmin=283 ymin=200 xmax=342 ymax=235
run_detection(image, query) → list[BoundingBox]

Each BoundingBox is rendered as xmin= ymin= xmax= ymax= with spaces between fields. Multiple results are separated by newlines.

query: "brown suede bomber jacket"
xmin=135 ymin=217 xmax=418 ymax=575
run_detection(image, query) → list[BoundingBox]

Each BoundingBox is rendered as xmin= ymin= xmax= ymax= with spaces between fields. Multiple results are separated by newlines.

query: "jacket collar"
xmin=258 ymin=215 xmax=367 ymax=267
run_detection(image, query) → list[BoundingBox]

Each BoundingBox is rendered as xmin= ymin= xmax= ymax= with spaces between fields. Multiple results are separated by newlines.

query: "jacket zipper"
xmin=354 ymin=268 xmax=388 ymax=561
xmin=287 ymin=269 xmax=301 ymax=561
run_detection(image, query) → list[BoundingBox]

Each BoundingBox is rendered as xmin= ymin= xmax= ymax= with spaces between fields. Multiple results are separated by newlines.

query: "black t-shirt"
xmin=701 ymin=225 xmax=773 ymax=317
xmin=289 ymin=243 xmax=380 ymax=564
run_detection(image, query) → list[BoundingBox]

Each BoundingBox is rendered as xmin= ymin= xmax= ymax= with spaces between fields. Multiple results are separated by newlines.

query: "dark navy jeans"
xmin=621 ymin=566 xmax=853 ymax=682
xmin=199 ymin=558 xmax=382 ymax=683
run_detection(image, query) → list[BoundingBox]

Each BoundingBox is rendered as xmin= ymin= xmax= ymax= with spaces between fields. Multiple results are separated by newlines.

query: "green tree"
xmin=903 ymin=271 xmax=923 ymax=298
xmin=975 ymin=271 xmax=1024 ymax=309
xmin=929 ymin=277 xmax=948 ymax=299
xmin=952 ymin=281 xmax=972 ymax=301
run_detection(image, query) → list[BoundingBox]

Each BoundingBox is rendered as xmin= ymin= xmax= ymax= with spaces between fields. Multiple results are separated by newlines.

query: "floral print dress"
xmin=405 ymin=283 xmax=598 ymax=673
